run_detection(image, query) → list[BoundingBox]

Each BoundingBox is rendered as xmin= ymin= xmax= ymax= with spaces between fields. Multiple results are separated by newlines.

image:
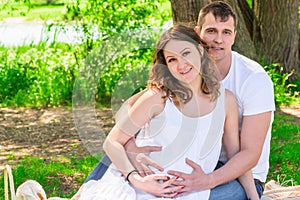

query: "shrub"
xmin=263 ymin=63 xmax=297 ymax=106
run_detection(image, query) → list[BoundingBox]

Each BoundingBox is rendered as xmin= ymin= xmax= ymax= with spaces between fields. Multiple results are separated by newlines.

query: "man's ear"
xmin=194 ymin=26 xmax=200 ymax=35
xmin=233 ymin=30 xmax=237 ymax=44
xmin=198 ymin=44 xmax=204 ymax=56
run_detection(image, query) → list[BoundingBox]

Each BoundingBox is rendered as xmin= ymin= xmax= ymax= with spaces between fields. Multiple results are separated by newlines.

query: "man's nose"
xmin=214 ymin=33 xmax=223 ymax=43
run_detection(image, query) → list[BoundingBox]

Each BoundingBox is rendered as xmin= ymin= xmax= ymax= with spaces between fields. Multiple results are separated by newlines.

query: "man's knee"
xmin=84 ymin=155 xmax=112 ymax=183
xmin=209 ymin=179 xmax=248 ymax=200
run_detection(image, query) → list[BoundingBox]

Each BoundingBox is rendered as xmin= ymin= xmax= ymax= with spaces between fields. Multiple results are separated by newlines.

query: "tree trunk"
xmin=170 ymin=0 xmax=205 ymax=28
xmin=253 ymin=0 xmax=299 ymax=79
xmin=170 ymin=0 xmax=257 ymax=59
xmin=224 ymin=0 xmax=256 ymax=59
xmin=237 ymin=0 xmax=254 ymax=38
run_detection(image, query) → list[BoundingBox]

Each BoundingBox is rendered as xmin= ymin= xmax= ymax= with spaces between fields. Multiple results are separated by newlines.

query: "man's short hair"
xmin=197 ymin=1 xmax=237 ymax=30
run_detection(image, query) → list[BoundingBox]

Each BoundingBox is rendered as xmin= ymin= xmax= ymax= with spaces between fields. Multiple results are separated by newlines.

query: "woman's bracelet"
xmin=126 ymin=169 xmax=138 ymax=182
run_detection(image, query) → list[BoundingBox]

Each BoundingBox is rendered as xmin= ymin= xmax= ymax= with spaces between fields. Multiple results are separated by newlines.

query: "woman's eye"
xmin=168 ymin=58 xmax=176 ymax=63
xmin=182 ymin=51 xmax=190 ymax=57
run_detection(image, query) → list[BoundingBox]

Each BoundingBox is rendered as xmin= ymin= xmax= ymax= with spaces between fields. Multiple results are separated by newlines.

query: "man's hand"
xmin=125 ymin=137 xmax=163 ymax=177
xmin=167 ymin=158 xmax=215 ymax=196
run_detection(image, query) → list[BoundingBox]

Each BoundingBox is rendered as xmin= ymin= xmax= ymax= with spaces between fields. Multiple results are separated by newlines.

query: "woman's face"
xmin=163 ymin=40 xmax=202 ymax=85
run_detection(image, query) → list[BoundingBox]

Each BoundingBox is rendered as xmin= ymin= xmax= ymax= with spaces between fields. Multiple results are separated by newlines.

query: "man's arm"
xmin=167 ymin=111 xmax=272 ymax=192
xmin=125 ymin=137 xmax=163 ymax=177
xmin=209 ymin=111 xmax=272 ymax=188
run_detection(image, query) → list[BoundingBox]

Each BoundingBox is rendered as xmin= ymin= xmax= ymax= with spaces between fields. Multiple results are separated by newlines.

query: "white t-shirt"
xmin=220 ymin=51 xmax=275 ymax=182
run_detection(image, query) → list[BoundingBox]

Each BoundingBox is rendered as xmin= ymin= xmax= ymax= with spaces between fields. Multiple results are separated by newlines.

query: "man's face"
xmin=197 ymin=12 xmax=236 ymax=63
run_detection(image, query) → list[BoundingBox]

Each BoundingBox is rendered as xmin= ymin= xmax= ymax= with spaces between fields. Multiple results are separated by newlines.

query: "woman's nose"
xmin=177 ymin=57 xmax=187 ymax=69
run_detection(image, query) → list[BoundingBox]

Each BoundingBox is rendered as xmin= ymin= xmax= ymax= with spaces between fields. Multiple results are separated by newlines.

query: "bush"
xmin=263 ymin=63 xmax=298 ymax=106
xmin=0 ymin=43 xmax=79 ymax=107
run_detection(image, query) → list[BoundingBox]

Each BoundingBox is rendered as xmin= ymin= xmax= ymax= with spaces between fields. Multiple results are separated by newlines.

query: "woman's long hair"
xmin=148 ymin=24 xmax=220 ymax=104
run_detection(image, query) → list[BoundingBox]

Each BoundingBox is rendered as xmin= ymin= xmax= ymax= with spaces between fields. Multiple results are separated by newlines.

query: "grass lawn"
xmin=0 ymin=0 xmax=87 ymax=21
xmin=268 ymin=107 xmax=300 ymax=186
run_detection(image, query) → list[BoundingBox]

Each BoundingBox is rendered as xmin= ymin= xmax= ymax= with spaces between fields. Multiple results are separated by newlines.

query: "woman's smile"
xmin=180 ymin=67 xmax=192 ymax=75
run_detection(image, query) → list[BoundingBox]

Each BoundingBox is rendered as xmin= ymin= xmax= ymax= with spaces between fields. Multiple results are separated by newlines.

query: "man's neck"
xmin=216 ymin=54 xmax=232 ymax=80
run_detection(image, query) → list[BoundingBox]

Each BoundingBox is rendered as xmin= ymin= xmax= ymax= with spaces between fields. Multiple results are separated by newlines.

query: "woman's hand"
xmin=129 ymin=173 xmax=183 ymax=198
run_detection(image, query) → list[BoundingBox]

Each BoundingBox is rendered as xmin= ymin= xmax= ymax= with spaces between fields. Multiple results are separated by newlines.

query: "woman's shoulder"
xmin=139 ymin=88 xmax=166 ymax=104
xmin=224 ymin=89 xmax=235 ymax=100
xmin=224 ymin=89 xmax=238 ymax=112
xmin=134 ymin=88 xmax=166 ymax=117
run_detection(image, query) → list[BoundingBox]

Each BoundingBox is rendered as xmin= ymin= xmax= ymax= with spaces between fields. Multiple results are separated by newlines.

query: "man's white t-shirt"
xmin=220 ymin=51 xmax=275 ymax=182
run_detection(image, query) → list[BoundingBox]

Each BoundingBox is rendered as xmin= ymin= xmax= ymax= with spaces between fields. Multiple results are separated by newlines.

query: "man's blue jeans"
xmin=84 ymin=155 xmax=264 ymax=199
xmin=208 ymin=175 xmax=264 ymax=199
xmin=209 ymin=161 xmax=264 ymax=199
xmin=84 ymin=155 xmax=111 ymax=183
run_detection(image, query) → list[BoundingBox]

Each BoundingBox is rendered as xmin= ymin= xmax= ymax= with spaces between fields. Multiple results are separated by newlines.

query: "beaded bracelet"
xmin=126 ymin=169 xmax=138 ymax=182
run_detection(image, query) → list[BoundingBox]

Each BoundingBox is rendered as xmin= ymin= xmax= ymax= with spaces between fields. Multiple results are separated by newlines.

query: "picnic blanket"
xmin=261 ymin=180 xmax=300 ymax=200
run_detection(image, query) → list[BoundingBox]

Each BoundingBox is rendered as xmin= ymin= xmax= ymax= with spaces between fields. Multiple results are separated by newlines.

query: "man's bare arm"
xmin=167 ymin=112 xmax=272 ymax=192
xmin=208 ymin=111 xmax=272 ymax=188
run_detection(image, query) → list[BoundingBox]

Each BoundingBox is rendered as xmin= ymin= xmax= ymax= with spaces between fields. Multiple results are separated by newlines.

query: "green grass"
xmin=0 ymin=3 xmax=63 ymax=21
xmin=0 ymin=155 xmax=100 ymax=199
xmin=268 ymin=111 xmax=300 ymax=186
xmin=0 ymin=0 xmax=87 ymax=21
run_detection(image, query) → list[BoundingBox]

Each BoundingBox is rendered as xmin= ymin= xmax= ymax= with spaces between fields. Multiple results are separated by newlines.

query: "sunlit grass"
xmin=0 ymin=4 xmax=64 ymax=21
xmin=0 ymin=0 xmax=87 ymax=21
xmin=0 ymin=155 xmax=100 ymax=199
xmin=268 ymin=111 xmax=300 ymax=186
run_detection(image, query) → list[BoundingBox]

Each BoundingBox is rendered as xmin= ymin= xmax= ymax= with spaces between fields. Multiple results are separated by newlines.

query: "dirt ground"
xmin=0 ymin=106 xmax=115 ymax=170
xmin=0 ymin=104 xmax=299 ymax=195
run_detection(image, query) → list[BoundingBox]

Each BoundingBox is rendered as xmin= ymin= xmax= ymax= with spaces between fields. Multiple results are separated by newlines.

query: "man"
xmin=72 ymin=1 xmax=275 ymax=199
xmin=167 ymin=1 xmax=275 ymax=199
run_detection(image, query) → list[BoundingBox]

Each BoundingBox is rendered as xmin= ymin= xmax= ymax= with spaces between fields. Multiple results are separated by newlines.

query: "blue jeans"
xmin=84 ymin=156 xmax=264 ymax=199
xmin=209 ymin=161 xmax=264 ymax=200
xmin=209 ymin=178 xmax=264 ymax=200
xmin=84 ymin=154 xmax=111 ymax=183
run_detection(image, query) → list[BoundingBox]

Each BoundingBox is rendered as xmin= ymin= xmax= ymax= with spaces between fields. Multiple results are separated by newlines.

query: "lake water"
xmin=0 ymin=19 xmax=82 ymax=47
xmin=0 ymin=18 xmax=173 ymax=47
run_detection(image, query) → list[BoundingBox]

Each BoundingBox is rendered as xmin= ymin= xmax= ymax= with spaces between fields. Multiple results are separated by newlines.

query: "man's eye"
xmin=224 ymin=31 xmax=232 ymax=35
xmin=207 ymin=29 xmax=215 ymax=33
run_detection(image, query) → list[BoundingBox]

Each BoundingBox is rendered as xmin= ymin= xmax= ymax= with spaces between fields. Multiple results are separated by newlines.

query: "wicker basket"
xmin=4 ymin=164 xmax=16 ymax=200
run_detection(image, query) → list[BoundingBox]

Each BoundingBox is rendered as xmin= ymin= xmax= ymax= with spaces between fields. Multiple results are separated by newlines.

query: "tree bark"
xmin=169 ymin=0 xmax=205 ymax=28
xmin=253 ymin=0 xmax=299 ymax=79
xmin=224 ymin=0 xmax=256 ymax=59
xmin=237 ymin=0 xmax=254 ymax=38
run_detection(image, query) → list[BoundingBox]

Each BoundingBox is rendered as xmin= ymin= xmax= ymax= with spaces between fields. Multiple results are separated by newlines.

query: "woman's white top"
xmin=79 ymin=86 xmax=226 ymax=200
